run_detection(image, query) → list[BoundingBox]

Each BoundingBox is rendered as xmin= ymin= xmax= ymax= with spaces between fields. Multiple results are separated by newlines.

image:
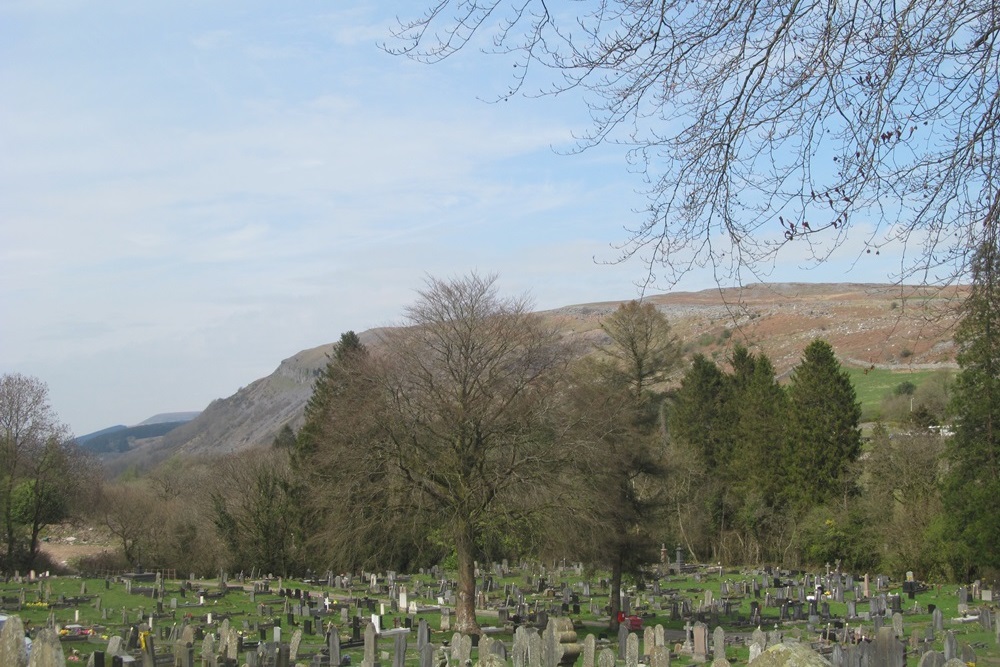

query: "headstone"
xmin=418 ymin=619 xmax=430 ymax=652
xmin=528 ymin=630 xmax=543 ymax=667
xmin=918 ymin=652 xmax=945 ymax=667
xmin=892 ymin=612 xmax=904 ymax=639
xmin=943 ymin=631 xmax=957 ymax=661
xmin=453 ymin=633 xmax=472 ymax=667
xmin=874 ymin=626 xmax=904 ymax=667
xmin=512 ymin=627 xmax=531 ymax=667
xmin=625 ymin=633 xmax=639 ymax=667
xmin=750 ymin=628 xmax=766 ymax=654
xmin=617 ymin=624 xmax=629 ymax=661
xmin=712 ymin=627 xmax=725 ymax=657
xmin=325 ymin=627 xmax=341 ymax=667
xmin=29 ymin=627 xmax=65 ymax=667
xmin=582 ymin=634 xmax=596 ymax=667
xmin=693 ymin=623 xmax=709 ymax=663
xmin=0 ymin=614 xmax=28 ymax=667
xmin=393 ymin=631 xmax=408 ymax=667
xmin=932 ymin=608 xmax=944 ymax=633
xmin=597 ymin=648 xmax=616 ymax=667
xmin=289 ymin=628 xmax=303 ymax=661
xmin=363 ymin=622 xmax=379 ymax=667
xmin=651 ymin=645 xmax=670 ymax=667
xmin=420 ymin=642 xmax=435 ymax=667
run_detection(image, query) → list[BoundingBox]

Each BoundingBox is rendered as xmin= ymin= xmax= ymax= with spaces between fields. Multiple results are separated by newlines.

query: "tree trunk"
xmin=608 ymin=553 xmax=623 ymax=630
xmin=454 ymin=518 xmax=481 ymax=635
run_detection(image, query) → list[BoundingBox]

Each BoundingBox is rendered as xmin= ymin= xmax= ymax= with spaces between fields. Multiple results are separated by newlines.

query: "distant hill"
xmin=136 ymin=412 xmax=201 ymax=426
xmin=77 ymin=412 xmax=199 ymax=456
xmin=100 ymin=283 xmax=966 ymax=471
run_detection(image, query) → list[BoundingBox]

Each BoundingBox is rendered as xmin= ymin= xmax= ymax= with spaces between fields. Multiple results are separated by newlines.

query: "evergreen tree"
xmin=567 ymin=300 xmax=680 ymax=628
xmin=296 ymin=331 xmax=367 ymax=458
xmin=725 ymin=346 xmax=790 ymax=561
xmin=943 ymin=238 xmax=1000 ymax=574
xmin=668 ymin=354 xmax=730 ymax=470
xmin=665 ymin=354 xmax=730 ymax=562
xmin=786 ymin=339 xmax=862 ymax=509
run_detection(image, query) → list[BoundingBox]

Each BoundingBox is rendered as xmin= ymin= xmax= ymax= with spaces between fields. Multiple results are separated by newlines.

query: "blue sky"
xmin=0 ymin=1 xmax=899 ymax=436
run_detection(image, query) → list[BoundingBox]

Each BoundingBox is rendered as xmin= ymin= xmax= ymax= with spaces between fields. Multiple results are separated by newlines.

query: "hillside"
xmin=106 ymin=283 xmax=965 ymax=466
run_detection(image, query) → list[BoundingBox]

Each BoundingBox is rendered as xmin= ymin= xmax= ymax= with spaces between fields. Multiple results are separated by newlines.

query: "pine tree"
xmin=786 ymin=339 xmax=862 ymax=509
xmin=942 ymin=237 xmax=1000 ymax=574
xmin=569 ymin=300 xmax=680 ymax=628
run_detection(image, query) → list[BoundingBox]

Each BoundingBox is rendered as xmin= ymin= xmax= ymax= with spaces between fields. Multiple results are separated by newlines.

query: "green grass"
xmin=845 ymin=367 xmax=942 ymax=416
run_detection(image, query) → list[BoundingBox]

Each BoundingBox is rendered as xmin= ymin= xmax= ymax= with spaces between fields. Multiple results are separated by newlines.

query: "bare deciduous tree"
xmin=390 ymin=1 xmax=999 ymax=287
xmin=302 ymin=273 xmax=571 ymax=634
xmin=0 ymin=373 xmax=71 ymax=571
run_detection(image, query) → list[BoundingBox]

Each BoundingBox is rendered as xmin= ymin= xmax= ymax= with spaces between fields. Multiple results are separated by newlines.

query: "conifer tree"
xmin=942 ymin=237 xmax=1000 ymax=574
xmin=786 ymin=339 xmax=862 ymax=508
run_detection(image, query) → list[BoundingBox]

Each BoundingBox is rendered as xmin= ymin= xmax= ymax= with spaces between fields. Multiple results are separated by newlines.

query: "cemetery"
xmin=0 ymin=558 xmax=996 ymax=667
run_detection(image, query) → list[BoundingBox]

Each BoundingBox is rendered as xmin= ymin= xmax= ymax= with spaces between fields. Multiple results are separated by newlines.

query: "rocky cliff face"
xmin=116 ymin=283 xmax=965 ymax=464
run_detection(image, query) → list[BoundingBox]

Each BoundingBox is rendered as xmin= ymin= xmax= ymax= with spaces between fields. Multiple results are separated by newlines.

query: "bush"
xmin=75 ymin=550 xmax=130 ymax=576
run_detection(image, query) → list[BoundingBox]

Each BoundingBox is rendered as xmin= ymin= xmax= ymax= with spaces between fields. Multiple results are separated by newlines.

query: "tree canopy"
xmin=297 ymin=273 xmax=571 ymax=634
xmin=391 ymin=0 xmax=998 ymax=286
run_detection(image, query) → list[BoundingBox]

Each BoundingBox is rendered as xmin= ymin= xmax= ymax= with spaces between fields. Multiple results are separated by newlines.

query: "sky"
xmin=0 ymin=1 xmax=904 ymax=437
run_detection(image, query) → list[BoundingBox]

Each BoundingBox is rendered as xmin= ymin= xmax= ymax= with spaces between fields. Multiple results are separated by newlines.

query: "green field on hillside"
xmin=845 ymin=367 xmax=948 ymax=419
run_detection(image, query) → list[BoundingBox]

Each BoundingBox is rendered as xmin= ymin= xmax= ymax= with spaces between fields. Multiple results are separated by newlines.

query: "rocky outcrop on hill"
xmin=117 ymin=283 xmax=965 ymax=463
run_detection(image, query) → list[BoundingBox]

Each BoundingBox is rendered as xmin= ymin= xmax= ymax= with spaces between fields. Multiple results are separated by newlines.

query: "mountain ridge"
xmin=99 ymin=282 xmax=966 ymax=470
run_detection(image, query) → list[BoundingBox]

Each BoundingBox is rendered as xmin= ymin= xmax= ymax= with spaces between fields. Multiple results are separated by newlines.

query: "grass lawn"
xmin=845 ymin=367 xmax=945 ymax=418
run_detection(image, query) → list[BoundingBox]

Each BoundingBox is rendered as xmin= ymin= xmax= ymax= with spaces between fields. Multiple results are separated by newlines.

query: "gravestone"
xmin=202 ymin=633 xmax=216 ymax=663
xmin=943 ymin=631 xmax=957 ymax=661
xmin=712 ymin=627 xmax=729 ymax=667
xmin=420 ymin=643 xmax=435 ymax=667
xmin=30 ymin=628 xmax=65 ymax=667
xmin=651 ymin=645 xmax=670 ymax=667
xmin=582 ymin=634 xmax=596 ymax=667
xmin=892 ymin=612 xmax=904 ymax=639
xmin=528 ymin=631 xmax=543 ymax=667
xmin=453 ymin=633 xmax=472 ymax=667
xmin=874 ymin=626 xmax=904 ymax=667
xmin=418 ymin=619 xmax=430 ymax=652
xmin=290 ymin=628 xmax=303 ymax=661
xmin=597 ymin=648 xmax=616 ymax=667
xmin=393 ymin=631 xmax=408 ymax=667
xmin=481 ymin=636 xmax=496 ymax=661
xmin=363 ymin=622 xmax=379 ymax=667
xmin=329 ymin=628 xmax=342 ymax=667
xmin=617 ymin=624 xmax=629 ymax=660
xmin=830 ymin=644 xmax=843 ymax=667
xmin=106 ymin=632 xmax=125 ymax=664
xmin=918 ymin=651 xmax=946 ymax=667
xmin=692 ymin=623 xmax=709 ymax=663
xmin=0 ymin=614 xmax=28 ymax=667
xmin=512 ymin=627 xmax=531 ymax=667
xmin=932 ymin=608 xmax=944 ymax=633
xmin=625 ymin=633 xmax=639 ymax=667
